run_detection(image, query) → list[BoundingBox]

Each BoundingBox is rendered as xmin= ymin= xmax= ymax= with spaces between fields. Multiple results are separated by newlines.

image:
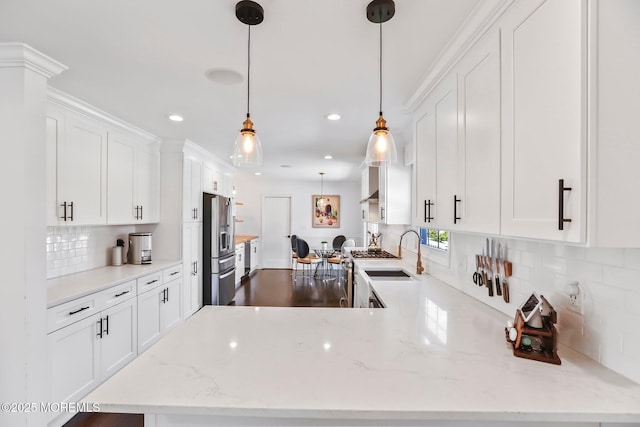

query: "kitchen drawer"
xmin=163 ymin=264 xmax=182 ymax=282
xmin=136 ymin=271 xmax=163 ymax=295
xmin=98 ymin=279 xmax=136 ymax=310
xmin=47 ymin=293 xmax=100 ymax=333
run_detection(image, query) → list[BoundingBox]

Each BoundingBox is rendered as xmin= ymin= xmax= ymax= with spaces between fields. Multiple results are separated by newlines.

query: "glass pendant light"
xmin=365 ymin=0 xmax=398 ymax=167
xmin=317 ymin=172 xmax=326 ymax=210
xmin=233 ymin=1 xmax=264 ymax=168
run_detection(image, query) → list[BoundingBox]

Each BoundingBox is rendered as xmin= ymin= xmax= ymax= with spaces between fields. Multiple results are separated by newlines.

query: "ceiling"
xmin=0 ymin=0 xmax=480 ymax=182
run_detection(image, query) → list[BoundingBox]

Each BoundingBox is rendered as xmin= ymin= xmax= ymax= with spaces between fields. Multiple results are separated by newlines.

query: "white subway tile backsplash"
xmin=378 ymin=227 xmax=640 ymax=384
xmin=46 ymin=224 xmax=137 ymax=279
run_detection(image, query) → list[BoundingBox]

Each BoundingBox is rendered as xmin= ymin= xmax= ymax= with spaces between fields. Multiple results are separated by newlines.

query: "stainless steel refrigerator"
xmin=203 ymin=193 xmax=235 ymax=305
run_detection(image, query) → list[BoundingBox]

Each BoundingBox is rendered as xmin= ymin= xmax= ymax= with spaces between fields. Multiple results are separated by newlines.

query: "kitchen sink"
xmin=364 ymin=269 xmax=413 ymax=280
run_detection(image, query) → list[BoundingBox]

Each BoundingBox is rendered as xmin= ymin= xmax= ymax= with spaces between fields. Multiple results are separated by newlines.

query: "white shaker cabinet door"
xmin=455 ymin=30 xmax=501 ymax=234
xmin=100 ymin=297 xmax=137 ymax=381
xmin=500 ymin=0 xmax=586 ymax=242
xmin=57 ymin=114 xmax=108 ymax=225
xmin=137 ymin=143 xmax=160 ymax=223
xmin=183 ymin=155 xmax=203 ymax=222
xmin=137 ymin=287 xmax=162 ymax=354
xmin=413 ymin=75 xmax=458 ymax=229
xmin=48 ymin=313 xmax=101 ymax=406
xmin=161 ymin=278 xmax=183 ymax=332
xmin=183 ymin=222 xmax=202 ymax=319
xmin=107 ymin=132 xmax=137 ymax=224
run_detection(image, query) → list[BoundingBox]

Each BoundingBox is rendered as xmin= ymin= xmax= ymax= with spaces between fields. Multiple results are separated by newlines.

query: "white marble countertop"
xmin=84 ymin=259 xmax=640 ymax=423
xmin=47 ymin=260 xmax=180 ymax=307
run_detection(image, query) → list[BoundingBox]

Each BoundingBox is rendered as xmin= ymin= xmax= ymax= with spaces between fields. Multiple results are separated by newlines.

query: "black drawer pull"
xmin=115 ymin=290 xmax=130 ymax=297
xmin=170 ymin=271 xmax=179 ymax=276
xmin=147 ymin=279 xmax=158 ymax=285
xmin=69 ymin=306 xmax=90 ymax=316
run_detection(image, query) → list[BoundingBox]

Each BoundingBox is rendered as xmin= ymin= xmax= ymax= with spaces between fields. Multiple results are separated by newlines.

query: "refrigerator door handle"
xmin=220 ymin=269 xmax=235 ymax=280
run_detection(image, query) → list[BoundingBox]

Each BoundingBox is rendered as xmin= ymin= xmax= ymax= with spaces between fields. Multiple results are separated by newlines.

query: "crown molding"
xmin=47 ymin=86 xmax=159 ymax=142
xmin=0 ymin=42 xmax=67 ymax=78
xmin=405 ymin=0 xmax=514 ymax=112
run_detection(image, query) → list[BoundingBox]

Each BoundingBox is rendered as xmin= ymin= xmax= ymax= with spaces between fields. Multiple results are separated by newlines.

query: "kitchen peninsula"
xmin=84 ymin=259 xmax=640 ymax=426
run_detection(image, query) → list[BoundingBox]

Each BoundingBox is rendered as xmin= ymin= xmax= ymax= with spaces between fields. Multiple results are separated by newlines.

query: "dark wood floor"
xmin=63 ymin=267 xmax=343 ymax=427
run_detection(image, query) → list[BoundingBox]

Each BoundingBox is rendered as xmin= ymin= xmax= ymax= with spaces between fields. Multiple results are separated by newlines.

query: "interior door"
xmin=261 ymin=197 xmax=292 ymax=269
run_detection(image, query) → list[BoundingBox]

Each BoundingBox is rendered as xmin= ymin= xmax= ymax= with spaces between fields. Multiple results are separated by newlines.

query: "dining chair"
xmin=332 ymin=235 xmax=346 ymax=251
xmin=290 ymin=235 xmax=299 ymax=273
xmin=294 ymin=238 xmax=321 ymax=282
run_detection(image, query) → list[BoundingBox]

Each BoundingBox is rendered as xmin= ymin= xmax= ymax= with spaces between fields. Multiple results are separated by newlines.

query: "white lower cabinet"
xmin=250 ymin=238 xmax=260 ymax=273
xmin=235 ymin=243 xmax=245 ymax=285
xmin=137 ymin=274 xmax=183 ymax=354
xmin=47 ymin=294 xmax=137 ymax=425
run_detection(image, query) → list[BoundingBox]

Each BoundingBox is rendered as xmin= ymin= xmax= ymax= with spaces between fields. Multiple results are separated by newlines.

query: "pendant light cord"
xmin=379 ymin=19 xmax=383 ymax=116
xmin=247 ymin=25 xmax=251 ymax=118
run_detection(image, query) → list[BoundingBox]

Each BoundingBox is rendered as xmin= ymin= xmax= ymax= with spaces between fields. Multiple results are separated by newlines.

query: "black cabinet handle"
xmin=214 ymin=181 xmax=218 ymax=191
xmin=381 ymin=207 xmax=385 ymax=221
xmin=115 ymin=290 xmax=130 ymax=298
xmin=140 ymin=205 xmax=143 ymax=220
xmin=69 ymin=201 xmax=74 ymax=221
xmin=558 ymin=179 xmax=572 ymax=230
xmin=61 ymin=202 xmax=67 ymax=221
xmin=103 ymin=315 xmax=109 ymax=336
xmin=454 ymin=195 xmax=461 ymax=224
xmin=69 ymin=306 xmax=90 ymax=316
xmin=97 ymin=318 xmax=103 ymax=339
xmin=424 ymin=200 xmax=434 ymax=223
xmin=362 ymin=209 xmax=365 ymax=219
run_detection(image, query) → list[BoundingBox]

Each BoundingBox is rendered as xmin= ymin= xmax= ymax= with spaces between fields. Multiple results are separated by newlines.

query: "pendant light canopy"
xmin=365 ymin=0 xmax=398 ymax=167
xmin=233 ymin=1 xmax=264 ymax=168
xmin=317 ymin=172 xmax=326 ymax=210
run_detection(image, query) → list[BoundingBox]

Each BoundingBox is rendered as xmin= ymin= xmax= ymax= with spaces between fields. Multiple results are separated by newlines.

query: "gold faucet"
xmin=398 ymin=230 xmax=424 ymax=275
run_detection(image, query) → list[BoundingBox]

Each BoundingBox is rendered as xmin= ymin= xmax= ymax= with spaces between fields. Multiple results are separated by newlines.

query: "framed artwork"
xmin=312 ymin=195 xmax=340 ymax=228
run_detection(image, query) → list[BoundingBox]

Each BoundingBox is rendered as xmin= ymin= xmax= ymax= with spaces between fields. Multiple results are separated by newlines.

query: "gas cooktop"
xmin=349 ymin=250 xmax=397 ymax=259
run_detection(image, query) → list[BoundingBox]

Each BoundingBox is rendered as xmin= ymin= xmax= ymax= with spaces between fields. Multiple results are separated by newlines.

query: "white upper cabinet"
xmin=54 ymin=109 xmax=108 ymax=225
xmin=378 ymin=163 xmax=411 ymax=225
xmin=455 ymin=30 xmax=501 ymax=234
xmin=183 ymin=154 xmax=203 ymax=222
xmin=413 ymin=75 xmax=458 ymax=230
xmin=500 ymin=0 xmax=586 ymax=242
xmin=48 ymin=94 xmax=159 ymax=227
xmin=203 ymin=161 xmax=224 ymax=196
xmin=107 ymin=132 xmax=160 ymax=225
xmin=136 ymin=143 xmax=160 ymax=223
xmin=107 ymin=132 xmax=136 ymax=224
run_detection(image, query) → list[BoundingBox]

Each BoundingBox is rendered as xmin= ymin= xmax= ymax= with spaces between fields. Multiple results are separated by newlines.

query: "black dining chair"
xmin=332 ymin=235 xmax=346 ymax=251
xmin=290 ymin=235 xmax=298 ymax=273
xmin=294 ymin=238 xmax=321 ymax=281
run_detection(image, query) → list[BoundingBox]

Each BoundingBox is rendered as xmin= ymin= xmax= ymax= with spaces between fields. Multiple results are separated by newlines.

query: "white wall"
xmin=378 ymin=224 xmax=640 ymax=385
xmin=233 ymin=171 xmax=362 ymax=249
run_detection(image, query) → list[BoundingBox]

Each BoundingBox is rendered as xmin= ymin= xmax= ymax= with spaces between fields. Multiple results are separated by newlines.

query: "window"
xmin=419 ymin=228 xmax=449 ymax=251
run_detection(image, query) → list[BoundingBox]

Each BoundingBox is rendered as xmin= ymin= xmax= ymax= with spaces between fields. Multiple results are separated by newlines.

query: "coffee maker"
xmin=128 ymin=232 xmax=152 ymax=264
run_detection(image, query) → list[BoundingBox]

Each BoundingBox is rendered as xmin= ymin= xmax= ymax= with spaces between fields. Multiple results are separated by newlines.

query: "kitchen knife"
xmin=486 ymin=238 xmax=493 ymax=297
xmin=481 ymin=248 xmax=488 ymax=288
xmin=502 ymin=247 xmax=510 ymax=303
xmin=495 ymin=243 xmax=502 ymax=296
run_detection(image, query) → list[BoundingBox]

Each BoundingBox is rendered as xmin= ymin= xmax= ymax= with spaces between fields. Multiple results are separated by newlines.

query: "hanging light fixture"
xmin=365 ymin=0 xmax=398 ymax=167
xmin=233 ymin=1 xmax=264 ymax=168
xmin=317 ymin=172 xmax=326 ymax=210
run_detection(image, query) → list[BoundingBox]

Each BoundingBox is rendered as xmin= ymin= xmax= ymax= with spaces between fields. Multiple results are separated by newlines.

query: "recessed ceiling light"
xmin=254 ymin=172 xmax=261 ymax=176
xmin=324 ymin=155 xmax=333 ymax=160
xmin=280 ymin=164 xmax=292 ymax=168
xmin=168 ymin=114 xmax=184 ymax=122
xmin=205 ymin=68 xmax=244 ymax=85
xmin=325 ymin=113 xmax=341 ymax=121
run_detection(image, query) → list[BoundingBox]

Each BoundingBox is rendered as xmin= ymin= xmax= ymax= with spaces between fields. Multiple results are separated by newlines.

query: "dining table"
xmin=312 ymin=248 xmax=337 ymax=282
